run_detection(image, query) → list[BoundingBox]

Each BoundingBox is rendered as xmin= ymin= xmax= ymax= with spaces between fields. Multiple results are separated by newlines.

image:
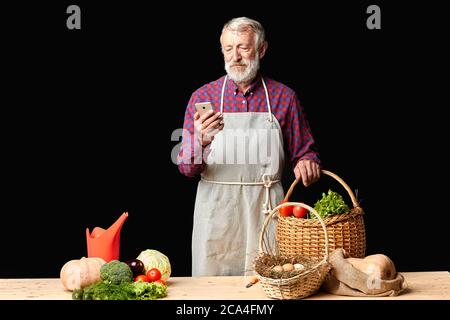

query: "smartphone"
xmin=195 ymin=102 xmax=213 ymax=116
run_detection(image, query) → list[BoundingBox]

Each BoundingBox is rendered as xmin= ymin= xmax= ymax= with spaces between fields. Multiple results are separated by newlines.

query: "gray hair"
xmin=221 ymin=17 xmax=266 ymax=50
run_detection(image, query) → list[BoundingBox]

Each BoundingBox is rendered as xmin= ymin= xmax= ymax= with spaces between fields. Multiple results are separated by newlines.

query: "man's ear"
xmin=258 ymin=41 xmax=268 ymax=59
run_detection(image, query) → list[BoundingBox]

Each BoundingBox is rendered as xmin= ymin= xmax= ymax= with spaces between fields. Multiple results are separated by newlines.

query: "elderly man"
xmin=177 ymin=17 xmax=321 ymax=276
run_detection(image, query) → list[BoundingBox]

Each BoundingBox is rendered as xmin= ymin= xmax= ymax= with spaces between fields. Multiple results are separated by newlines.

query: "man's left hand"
xmin=294 ymin=159 xmax=321 ymax=187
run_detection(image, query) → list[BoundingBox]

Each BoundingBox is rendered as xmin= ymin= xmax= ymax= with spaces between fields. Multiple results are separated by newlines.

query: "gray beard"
xmin=225 ymin=55 xmax=260 ymax=84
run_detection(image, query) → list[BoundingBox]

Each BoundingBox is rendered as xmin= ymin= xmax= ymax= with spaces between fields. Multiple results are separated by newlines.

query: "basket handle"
xmin=284 ymin=169 xmax=360 ymax=208
xmin=258 ymin=202 xmax=329 ymax=263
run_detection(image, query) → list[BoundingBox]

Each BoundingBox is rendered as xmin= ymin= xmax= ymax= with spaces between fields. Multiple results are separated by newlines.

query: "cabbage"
xmin=137 ymin=249 xmax=171 ymax=280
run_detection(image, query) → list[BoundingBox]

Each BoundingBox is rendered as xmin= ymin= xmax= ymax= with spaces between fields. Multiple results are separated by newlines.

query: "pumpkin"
xmin=347 ymin=254 xmax=396 ymax=280
xmin=60 ymin=257 xmax=106 ymax=291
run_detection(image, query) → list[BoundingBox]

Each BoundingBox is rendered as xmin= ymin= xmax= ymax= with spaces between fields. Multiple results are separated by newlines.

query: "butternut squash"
xmin=347 ymin=254 xmax=396 ymax=280
xmin=60 ymin=257 xmax=106 ymax=291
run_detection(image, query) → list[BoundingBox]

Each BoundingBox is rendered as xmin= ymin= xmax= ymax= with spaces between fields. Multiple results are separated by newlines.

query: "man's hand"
xmin=194 ymin=110 xmax=224 ymax=147
xmin=294 ymin=159 xmax=321 ymax=187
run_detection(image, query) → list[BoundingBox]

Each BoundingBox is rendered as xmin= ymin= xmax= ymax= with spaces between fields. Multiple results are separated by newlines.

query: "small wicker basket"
xmin=277 ymin=170 xmax=366 ymax=259
xmin=255 ymin=202 xmax=331 ymax=300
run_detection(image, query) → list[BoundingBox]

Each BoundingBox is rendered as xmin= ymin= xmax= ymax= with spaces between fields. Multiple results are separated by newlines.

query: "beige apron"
xmin=192 ymin=76 xmax=285 ymax=276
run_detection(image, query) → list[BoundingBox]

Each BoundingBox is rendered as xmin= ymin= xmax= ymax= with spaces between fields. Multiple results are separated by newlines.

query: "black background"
xmin=1 ymin=1 xmax=448 ymax=280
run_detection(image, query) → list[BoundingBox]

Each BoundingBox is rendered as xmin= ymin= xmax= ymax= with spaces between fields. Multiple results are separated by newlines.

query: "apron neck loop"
xmin=220 ymin=75 xmax=227 ymax=113
xmin=220 ymin=75 xmax=273 ymax=122
xmin=261 ymin=78 xmax=273 ymax=122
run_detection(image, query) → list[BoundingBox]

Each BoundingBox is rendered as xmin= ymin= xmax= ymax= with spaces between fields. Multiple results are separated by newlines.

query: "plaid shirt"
xmin=177 ymin=75 xmax=320 ymax=177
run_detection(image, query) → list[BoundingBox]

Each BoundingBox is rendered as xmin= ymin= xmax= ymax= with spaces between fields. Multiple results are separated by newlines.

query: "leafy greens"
xmin=313 ymin=190 xmax=349 ymax=219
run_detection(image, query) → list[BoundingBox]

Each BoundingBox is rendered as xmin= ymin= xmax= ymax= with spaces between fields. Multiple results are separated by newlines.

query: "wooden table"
xmin=1 ymin=272 xmax=449 ymax=300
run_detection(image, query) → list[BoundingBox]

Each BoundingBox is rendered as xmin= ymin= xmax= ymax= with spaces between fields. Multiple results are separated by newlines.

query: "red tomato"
xmin=155 ymin=279 xmax=167 ymax=286
xmin=146 ymin=268 xmax=162 ymax=282
xmin=293 ymin=205 xmax=308 ymax=218
xmin=134 ymin=274 xmax=150 ymax=282
xmin=278 ymin=200 xmax=293 ymax=217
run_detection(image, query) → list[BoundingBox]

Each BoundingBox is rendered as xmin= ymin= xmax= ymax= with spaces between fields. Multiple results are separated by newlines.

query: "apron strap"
xmin=220 ymin=75 xmax=273 ymax=122
xmin=261 ymin=78 xmax=273 ymax=122
xmin=201 ymin=174 xmax=279 ymax=215
xmin=220 ymin=75 xmax=227 ymax=113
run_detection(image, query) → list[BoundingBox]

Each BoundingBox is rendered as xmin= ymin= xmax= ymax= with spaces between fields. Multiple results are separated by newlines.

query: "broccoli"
xmin=100 ymin=260 xmax=133 ymax=285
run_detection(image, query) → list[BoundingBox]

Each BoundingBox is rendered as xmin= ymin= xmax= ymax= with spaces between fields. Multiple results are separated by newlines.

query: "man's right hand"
xmin=194 ymin=110 xmax=224 ymax=147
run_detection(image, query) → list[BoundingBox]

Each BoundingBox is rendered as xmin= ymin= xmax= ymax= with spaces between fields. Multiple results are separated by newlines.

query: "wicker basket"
xmin=256 ymin=202 xmax=331 ymax=300
xmin=277 ymin=170 xmax=366 ymax=259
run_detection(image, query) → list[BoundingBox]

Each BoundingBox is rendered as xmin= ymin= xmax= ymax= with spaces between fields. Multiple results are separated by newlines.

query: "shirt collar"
xmin=227 ymin=74 xmax=262 ymax=96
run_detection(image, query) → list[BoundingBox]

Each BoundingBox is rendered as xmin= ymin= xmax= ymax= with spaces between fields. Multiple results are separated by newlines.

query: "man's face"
xmin=221 ymin=28 xmax=260 ymax=83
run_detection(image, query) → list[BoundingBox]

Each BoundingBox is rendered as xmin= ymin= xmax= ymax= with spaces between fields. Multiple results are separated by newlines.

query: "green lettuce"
xmin=132 ymin=281 xmax=167 ymax=300
xmin=313 ymin=190 xmax=349 ymax=219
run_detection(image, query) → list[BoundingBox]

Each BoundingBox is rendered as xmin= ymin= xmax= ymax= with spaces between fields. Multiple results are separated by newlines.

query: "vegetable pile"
xmin=278 ymin=189 xmax=350 ymax=219
xmin=61 ymin=249 xmax=171 ymax=300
